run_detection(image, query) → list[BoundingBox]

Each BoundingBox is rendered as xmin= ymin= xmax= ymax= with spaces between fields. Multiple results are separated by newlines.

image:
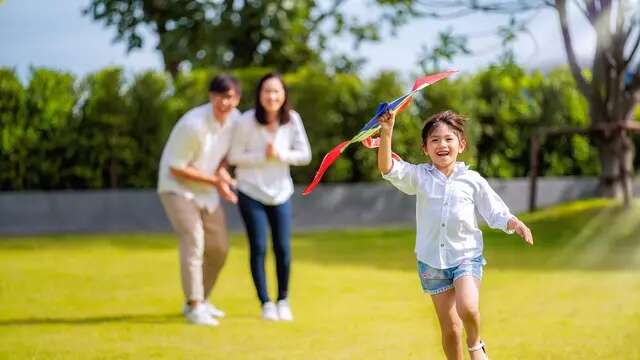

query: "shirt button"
xmin=441 ymin=223 xmax=445 ymax=227
xmin=440 ymin=244 xmax=444 ymax=247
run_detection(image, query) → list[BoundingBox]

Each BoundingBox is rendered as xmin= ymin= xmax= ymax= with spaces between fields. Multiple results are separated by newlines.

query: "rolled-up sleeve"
xmin=475 ymin=177 xmax=514 ymax=234
xmin=165 ymin=123 xmax=199 ymax=169
xmin=381 ymin=159 xmax=418 ymax=195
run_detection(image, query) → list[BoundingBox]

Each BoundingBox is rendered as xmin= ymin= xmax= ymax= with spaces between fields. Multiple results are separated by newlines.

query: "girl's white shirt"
xmin=228 ymin=109 xmax=311 ymax=205
xmin=382 ymin=158 xmax=514 ymax=269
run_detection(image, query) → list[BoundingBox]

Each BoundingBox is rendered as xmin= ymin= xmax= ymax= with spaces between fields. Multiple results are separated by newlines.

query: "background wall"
xmin=2 ymin=177 xmax=638 ymax=236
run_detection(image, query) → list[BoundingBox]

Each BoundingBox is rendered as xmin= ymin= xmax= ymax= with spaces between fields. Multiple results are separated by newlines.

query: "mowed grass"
xmin=1 ymin=199 xmax=640 ymax=359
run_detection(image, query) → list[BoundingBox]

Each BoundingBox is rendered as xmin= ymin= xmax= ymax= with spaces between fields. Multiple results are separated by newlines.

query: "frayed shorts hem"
xmin=417 ymin=256 xmax=485 ymax=295
xmin=425 ymin=284 xmax=454 ymax=296
xmin=423 ymin=272 xmax=482 ymax=295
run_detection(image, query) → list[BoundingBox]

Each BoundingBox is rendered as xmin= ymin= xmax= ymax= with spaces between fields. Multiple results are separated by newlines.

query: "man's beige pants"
xmin=160 ymin=193 xmax=229 ymax=302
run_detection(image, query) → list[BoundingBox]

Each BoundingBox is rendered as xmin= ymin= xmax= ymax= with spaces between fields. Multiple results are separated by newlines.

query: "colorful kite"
xmin=302 ymin=70 xmax=457 ymax=196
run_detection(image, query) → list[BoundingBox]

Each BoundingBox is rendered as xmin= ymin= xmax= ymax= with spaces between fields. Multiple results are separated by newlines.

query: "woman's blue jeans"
xmin=237 ymin=191 xmax=292 ymax=304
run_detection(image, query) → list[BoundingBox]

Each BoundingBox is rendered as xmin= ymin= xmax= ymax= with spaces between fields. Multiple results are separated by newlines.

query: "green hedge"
xmin=0 ymin=64 xmax=616 ymax=190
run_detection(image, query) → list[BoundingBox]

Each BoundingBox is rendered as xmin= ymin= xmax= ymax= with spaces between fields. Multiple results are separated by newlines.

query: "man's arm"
xmin=170 ymin=166 xmax=219 ymax=186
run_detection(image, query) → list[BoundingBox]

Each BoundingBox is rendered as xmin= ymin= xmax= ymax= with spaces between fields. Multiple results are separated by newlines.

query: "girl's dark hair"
xmin=255 ymin=73 xmax=291 ymax=125
xmin=208 ymin=74 xmax=241 ymax=95
xmin=421 ymin=110 xmax=467 ymax=145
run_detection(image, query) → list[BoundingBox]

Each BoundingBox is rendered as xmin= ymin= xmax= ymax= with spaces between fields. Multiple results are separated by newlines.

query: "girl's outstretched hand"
xmin=508 ymin=217 xmax=534 ymax=245
xmin=378 ymin=111 xmax=396 ymax=135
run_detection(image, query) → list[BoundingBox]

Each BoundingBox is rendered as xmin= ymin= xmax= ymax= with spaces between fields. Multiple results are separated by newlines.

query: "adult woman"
xmin=228 ymin=73 xmax=311 ymax=321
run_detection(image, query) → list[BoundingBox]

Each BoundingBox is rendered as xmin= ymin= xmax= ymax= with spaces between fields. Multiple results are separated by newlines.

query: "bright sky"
xmin=0 ymin=0 xmax=594 ymax=82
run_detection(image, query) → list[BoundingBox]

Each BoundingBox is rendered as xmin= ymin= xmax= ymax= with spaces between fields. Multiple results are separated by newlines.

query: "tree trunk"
xmin=162 ymin=52 xmax=179 ymax=79
xmin=154 ymin=18 xmax=180 ymax=78
xmin=593 ymin=128 xmax=635 ymax=206
xmin=109 ymin=156 xmax=118 ymax=189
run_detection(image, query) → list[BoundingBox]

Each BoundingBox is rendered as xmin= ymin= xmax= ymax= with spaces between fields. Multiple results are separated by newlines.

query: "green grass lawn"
xmin=1 ymin=199 xmax=639 ymax=359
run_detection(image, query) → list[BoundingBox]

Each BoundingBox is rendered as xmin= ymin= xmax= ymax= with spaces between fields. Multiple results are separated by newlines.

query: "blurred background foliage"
xmin=1 ymin=62 xmax=626 ymax=190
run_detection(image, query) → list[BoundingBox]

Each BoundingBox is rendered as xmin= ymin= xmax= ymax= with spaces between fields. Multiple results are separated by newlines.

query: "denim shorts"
xmin=417 ymin=256 xmax=486 ymax=295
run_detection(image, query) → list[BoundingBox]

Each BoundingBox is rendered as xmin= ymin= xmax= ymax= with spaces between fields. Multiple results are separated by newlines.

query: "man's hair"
xmin=208 ymin=74 xmax=241 ymax=95
xmin=421 ymin=110 xmax=467 ymax=146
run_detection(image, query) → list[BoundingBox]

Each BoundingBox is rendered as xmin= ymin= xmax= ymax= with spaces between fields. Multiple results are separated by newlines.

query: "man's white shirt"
xmin=158 ymin=104 xmax=241 ymax=212
xmin=382 ymin=159 xmax=514 ymax=269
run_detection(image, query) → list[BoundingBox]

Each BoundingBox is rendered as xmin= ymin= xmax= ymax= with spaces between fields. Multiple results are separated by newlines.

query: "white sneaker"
xmin=262 ymin=301 xmax=279 ymax=321
xmin=184 ymin=304 xmax=219 ymax=326
xmin=203 ymin=302 xmax=225 ymax=318
xmin=182 ymin=302 xmax=225 ymax=318
xmin=277 ymin=299 xmax=293 ymax=321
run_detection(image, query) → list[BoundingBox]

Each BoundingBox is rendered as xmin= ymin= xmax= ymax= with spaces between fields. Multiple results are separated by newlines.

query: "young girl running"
xmin=377 ymin=110 xmax=533 ymax=360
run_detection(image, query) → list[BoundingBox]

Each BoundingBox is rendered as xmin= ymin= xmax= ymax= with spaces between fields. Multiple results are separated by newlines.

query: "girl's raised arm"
xmin=378 ymin=111 xmax=395 ymax=175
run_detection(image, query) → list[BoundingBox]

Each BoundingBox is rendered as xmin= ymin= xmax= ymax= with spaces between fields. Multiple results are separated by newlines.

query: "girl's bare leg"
xmin=454 ymin=276 xmax=486 ymax=360
xmin=430 ymin=289 xmax=464 ymax=360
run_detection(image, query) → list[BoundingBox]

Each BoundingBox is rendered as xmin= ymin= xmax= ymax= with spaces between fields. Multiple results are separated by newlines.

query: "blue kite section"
xmin=359 ymin=102 xmax=389 ymax=132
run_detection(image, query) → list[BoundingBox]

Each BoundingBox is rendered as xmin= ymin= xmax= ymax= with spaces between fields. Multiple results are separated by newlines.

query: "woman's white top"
xmin=157 ymin=104 xmax=240 ymax=212
xmin=228 ymin=109 xmax=311 ymax=205
xmin=382 ymin=159 xmax=514 ymax=269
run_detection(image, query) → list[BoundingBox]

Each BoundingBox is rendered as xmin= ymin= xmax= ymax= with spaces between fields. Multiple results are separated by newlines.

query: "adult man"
xmin=158 ymin=74 xmax=241 ymax=326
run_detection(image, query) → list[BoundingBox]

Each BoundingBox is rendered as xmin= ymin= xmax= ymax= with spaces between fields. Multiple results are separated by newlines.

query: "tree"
xmin=125 ymin=71 xmax=173 ymax=187
xmin=0 ymin=68 xmax=26 ymax=190
xmin=409 ymin=0 xmax=640 ymax=206
xmin=76 ymin=67 xmax=134 ymax=188
xmin=83 ymin=0 xmax=414 ymax=77
xmin=24 ymin=68 xmax=78 ymax=189
xmin=418 ymin=29 xmax=470 ymax=73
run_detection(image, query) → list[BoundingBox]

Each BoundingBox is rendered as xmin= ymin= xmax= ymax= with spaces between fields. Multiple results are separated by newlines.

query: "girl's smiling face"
xmin=423 ymin=123 xmax=466 ymax=172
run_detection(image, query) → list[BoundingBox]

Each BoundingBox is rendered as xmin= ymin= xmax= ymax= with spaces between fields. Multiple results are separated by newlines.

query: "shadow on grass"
xmin=0 ymin=313 xmax=183 ymax=326
xmin=0 ymin=233 xmax=177 ymax=251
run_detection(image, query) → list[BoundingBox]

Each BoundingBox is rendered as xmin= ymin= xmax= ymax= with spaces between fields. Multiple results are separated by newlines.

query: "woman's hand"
xmin=215 ymin=181 xmax=238 ymax=204
xmin=266 ymin=142 xmax=279 ymax=160
xmin=216 ymin=166 xmax=236 ymax=187
xmin=508 ymin=217 xmax=534 ymax=245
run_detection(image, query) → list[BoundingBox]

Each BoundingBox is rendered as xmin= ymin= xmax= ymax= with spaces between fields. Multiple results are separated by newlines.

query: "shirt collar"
xmin=206 ymin=105 xmax=229 ymax=132
xmin=426 ymin=162 xmax=469 ymax=180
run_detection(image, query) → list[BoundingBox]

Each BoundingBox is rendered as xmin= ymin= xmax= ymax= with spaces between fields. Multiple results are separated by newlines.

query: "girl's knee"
xmin=441 ymin=320 xmax=463 ymax=340
xmin=442 ymin=328 xmax=462 ymax=344
xmin=457 ymin=305 xmax=480 ymax=322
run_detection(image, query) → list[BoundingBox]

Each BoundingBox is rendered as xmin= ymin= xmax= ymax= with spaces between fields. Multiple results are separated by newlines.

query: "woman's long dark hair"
xmin=254 ymin=73 xmax=291 ymax=125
